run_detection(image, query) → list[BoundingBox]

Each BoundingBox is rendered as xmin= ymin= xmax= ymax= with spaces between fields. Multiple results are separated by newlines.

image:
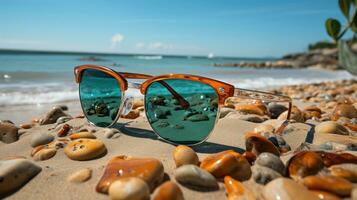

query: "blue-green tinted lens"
xmin=145 ymin=79 xmax=218 ymax=145
xmin=79 ymin=69 xmax=122 ymax=127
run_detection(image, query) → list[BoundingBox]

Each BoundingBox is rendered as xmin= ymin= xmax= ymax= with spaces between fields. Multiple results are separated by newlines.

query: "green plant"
xmin=325 ymin=0 xmax=357 ymax=42
xmin=325 ymin=0 xmax=357 ymax=75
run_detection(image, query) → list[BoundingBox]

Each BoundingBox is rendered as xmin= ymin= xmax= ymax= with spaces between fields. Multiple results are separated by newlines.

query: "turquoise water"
xmin=0 ymin=52 xmax=354 ymax=106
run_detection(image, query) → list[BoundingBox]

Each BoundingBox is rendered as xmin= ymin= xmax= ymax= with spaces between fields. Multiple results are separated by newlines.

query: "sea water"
xmin=0 ymin=52 xmax=354 ymax=107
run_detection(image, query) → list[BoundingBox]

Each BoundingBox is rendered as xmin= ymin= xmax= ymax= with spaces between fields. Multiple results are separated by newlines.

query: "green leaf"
xmin=325 ymin=18 xmax=342 ymax=40
xmin=339 ymin=0 xmax=351 ymax=18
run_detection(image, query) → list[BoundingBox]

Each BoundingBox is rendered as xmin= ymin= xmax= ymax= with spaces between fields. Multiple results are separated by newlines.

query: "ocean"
xmin=0 ymin=51 xmax=354 ymax=107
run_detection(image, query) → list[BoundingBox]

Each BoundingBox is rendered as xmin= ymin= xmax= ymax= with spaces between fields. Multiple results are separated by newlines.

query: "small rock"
xmin=30 ymin=132 xmax=54 ymax=147
xmin=263 ymin=178 xmax=318 ymax=200
xmin=121 ymin=110 xmax=140 ymax=119
xmin=57 ymin=124 xmax=71 ymax=137
xmin=64 ymin=139 xmax=107 ymax=161
xmin=69 ymin=132 xmax=96 ymax=140
xmin=67 ymin=168 xmax=92 ymax=183
xmin=0 ymin=122 xmax=19 ymax=144
xmin=132 ymin=99 xmax=144 ymax=110
xmin=310 ymin=190 xmax=342 ymax=200
xmin=41 ymin=107 xmax=70 ymax=125
xmin=329 ymin=164 xmax=357 ymax=183
xmin=245 ymin=132 xmax=280 ymax=156
xmin=0 ymin=159 xmax=42 ymax=195
xmin=255 ymin=152 xmax=285 ymax=175
xmin=235 ymin=103 xmax=268 ymax=116
xmin=254 ymin=124 xmax=275 ymax=135
xmin=186 ymin=114 xmax=209 ymax=122
xmin=303 ymin=175 xmax=353 ymax=197
xmin=315 ymin=121 xmax=349 ymax=135
xmin=108 ymin=177 xmax=150 ymax=200
xmin=20 ymin=123 xmax=33 ymax=129
xmin=287 ymin=151 xmax=324 ymax=180
xmin=268 ymin=103 xmax=288 ymax=119
xmin=219 ymin=107 xmax=235 ymax=118
xmin=224 ymin=176 xmax=255 ymax=200
xmin=278 ymin=106 xmax=305 ymax=122
xmin=55 ymin=116 xmax=73 ymax=125
xmin=174 ymin=164 xmax=218 ymax=188
xmin=54 ymin=105 xmax=68 ymax=111
xmin=173 ymin=145 xmax=199 ymax=168
xmin=33 ymin=148 xmax=56 ymax=161
xmin=100 ymin=128 xmax=121 ymax=139
xmin=200 ymin=150 xmax=251 ymax=181
xmin=96 ymin=155 xmax=164 ymax=193
xmin=251 ymin=165 xmax=282 ymax=185
xmin=331 ymin=103 xmax=357 ymax=121
xmin=152 ymin=181 xmax=184 ymax=200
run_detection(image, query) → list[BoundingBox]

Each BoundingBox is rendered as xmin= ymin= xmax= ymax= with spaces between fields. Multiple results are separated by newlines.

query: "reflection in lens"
xmin=79 ymin=69 xmax=122 ymax=127
xmin=145 ymin=79 xmax=218 ymax=145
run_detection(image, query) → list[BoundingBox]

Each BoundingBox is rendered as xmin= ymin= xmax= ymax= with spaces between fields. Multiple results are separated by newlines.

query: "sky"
xmin=0 ymin=0 xmax=350 ymax=57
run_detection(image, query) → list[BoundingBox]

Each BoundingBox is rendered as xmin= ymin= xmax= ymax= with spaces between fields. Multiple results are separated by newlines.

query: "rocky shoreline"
xmin=0 ymin=79 xmax=356 ymax=199
xmin=212 ymin=44 xmax=357 ymax=70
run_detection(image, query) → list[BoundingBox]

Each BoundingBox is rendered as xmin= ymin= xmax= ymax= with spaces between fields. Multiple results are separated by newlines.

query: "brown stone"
xmin=96 ymin=155 xmax=164 ymax=194
xmin=287 ymin=151 xmax=325 ymax=180
xmin=278 ymin=106 xmax=305 ymax=122
xmin=329 ymin=164 xmax=357 ymax=183
xmin=40 ymin=107 xmax=70 ymax=125
xmin=19 ymin=123 xmax=33 ymax=129
xmin=69 ymin=132 xmax=96 ymax=140
xmin=314 ymin=151 xmax=357 ymax=167
xmin=152 ymin=181 xmax=184 ymax=200
xmin=303 ymin=175 xmax=353 ymax=197
xmin=200 ymin=150 xmax=251 ymax=181
xmin=310 ymin=190 xmax=341 ymax=200
xmin=57 ymin=124 xmax=71 ymax=137
xmin=245 ymin=132 xmax=280 ymax=156
xmin=32 ymin=148 xmax=56 ymax=161
xmin=331 ymin=104 xmax=357 ymax=121
xmin=64 ymin=139 xmax=107 ymax=161
xmin=0 ymin=122 xmax=19 ymax=144
xmin=121 ymin=109 xmax=140 ymax=119
xmin=224 ymin=176 xmax=255 ymax=200
xmin=235 ymin=103 xmax=268 ymax=116
xmin=173 ymin=145 xmax=199 ymax=167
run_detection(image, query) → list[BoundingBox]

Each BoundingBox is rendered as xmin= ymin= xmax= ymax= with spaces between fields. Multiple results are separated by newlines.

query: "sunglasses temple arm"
xmin=119 ymin=72 xmax=190 ymax=109
xmin=233 ymin=88 xmax=292 ymax=135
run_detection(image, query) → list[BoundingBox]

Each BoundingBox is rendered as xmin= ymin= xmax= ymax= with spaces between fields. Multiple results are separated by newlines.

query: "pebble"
xmin=96 ymin=155 xmax=164 ymax=193
xmin=152 ymin=181 xmax=184 ymax=200
xmin=253 ymin=124 xmax=275 ymax=135
xmin=20 ymin=123 xmax=33 ymax=129
xmin=226 ymin=113 xmax=267 ymax=123
xmin=33 ymin=148 xmax=57 ymax=161
xmin=200 ymin=150 xmax=251 ymax=181
xmin=263 ymin=178 xmax=319 ymax=200
xmin=108 ymin=177 xmax=150 ymax=200
xmin=100 ymin=128 xmax=121 ymax=138
xmin=69 ymin=132 xmax=96 ymax=140
xmin=54 ymin=105 xmax=68 ymax=111
xmin=67 ymin=168 xmax=92 ymax=183
xmin=252 ymin=165 xmax=282 ymax=185
xmin=186 ymin=114 xmax=209 ymax=122
xmin=55 ymin=116 xmax=73 ymax=125
xmin=0 ymin=122 xmax=19 ymax=144
xmin=245 ymin=132 xmax=280 ymax=156
xmin=174 ymin=164 xmax=218 ymax=188
xmin=224 ymin=176 xmax=255 ymax=200
xmin=303 ymin=175 xmax=353 ymax=197
xmin=235 ymin=104 xmax=268 ymax=116
xmin=315 ymin=121 xmax=349 ymax=135
xmin=219 ymin=107 xmax=236 ymax=118
xmin=40 ymin=107 xmax=70 ymax=125
xmin=329 ymin=164 xmax=357 ymax=183
xmin=255 ymin=152 xmax=285 ymax=175
xmin=132 ymin=99 xmax=144 ymax=109
xmin=278 ymin=106 xmax=305 ymax=122
xmin=64 ymin=139 xmax=107 ymax=161
xmin=121 ymin=109 xmax=140 ymax=119
xmin=331 ymin=103 xmax=357 ymax=121
xmin=313 ymin=151 xmax=357 ymax=167
xmin=30 ymin=132 xmax=54 ymax=147
xmin=57 ymin=124 xmax=71 ymax=137
xmin=268 ymin=103 xmax=288 ymax=119
xmin=0 ymin=158 xmax=42 ymax=195
xmin=310 ymin=190 xmax=342 ymax=200
xmin=173 ymin=145 xmax=199 ymax=167
xmin=287 ymin=151 xmax=324 ymax=180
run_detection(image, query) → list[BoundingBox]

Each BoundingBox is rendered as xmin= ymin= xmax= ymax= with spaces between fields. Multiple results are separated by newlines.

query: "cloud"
xmin=135 ymin=42 xmax=145 ymax=49
xmin=111 ymin=33 xmax=124 ymax=48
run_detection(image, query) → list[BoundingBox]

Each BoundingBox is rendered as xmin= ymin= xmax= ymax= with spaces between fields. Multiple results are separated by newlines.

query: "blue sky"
xmin=0 ymin=0 xmax=349 ymax=57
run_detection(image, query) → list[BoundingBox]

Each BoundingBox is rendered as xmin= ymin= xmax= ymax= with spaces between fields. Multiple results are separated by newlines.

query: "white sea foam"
xmin=135 ymin=55 xmax=163 ymax=60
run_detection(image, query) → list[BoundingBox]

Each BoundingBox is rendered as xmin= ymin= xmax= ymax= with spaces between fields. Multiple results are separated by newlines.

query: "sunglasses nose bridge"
xmin=121 ymin=96 xmax=134 ymax=116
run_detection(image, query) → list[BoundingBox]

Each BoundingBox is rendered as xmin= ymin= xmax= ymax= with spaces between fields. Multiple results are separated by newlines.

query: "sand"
xmin=0 ymin=109 xmax=317 ymax=200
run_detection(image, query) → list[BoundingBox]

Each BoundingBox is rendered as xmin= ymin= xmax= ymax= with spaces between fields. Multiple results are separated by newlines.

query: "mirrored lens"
xmin=145 ymin=79 xmax=219 ymax=145
xmin=79 ymin=69 xmax=122 ymax=127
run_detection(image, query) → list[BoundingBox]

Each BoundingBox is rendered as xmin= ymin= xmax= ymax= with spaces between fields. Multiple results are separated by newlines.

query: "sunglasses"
xmin=74 ymin=65 xmax=292 ymax=145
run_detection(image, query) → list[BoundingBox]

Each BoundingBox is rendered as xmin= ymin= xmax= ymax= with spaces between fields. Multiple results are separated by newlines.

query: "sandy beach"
xmin=1 ymin=79 xmax=357 ymax=200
